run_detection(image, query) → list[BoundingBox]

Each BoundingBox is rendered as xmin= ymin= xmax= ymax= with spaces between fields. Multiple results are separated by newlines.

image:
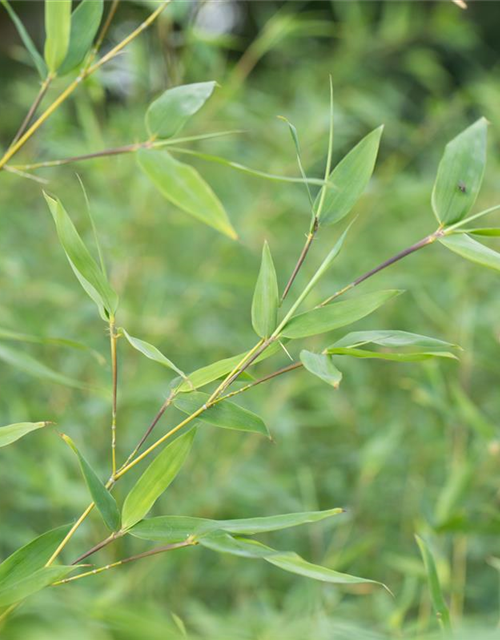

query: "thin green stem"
xmin=9 ymin=73 xmax=55 ymax=148
xmin=109 ymin=319 xmax=118 ymax=477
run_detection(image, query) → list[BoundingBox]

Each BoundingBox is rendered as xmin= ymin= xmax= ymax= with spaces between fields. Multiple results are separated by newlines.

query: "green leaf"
xmin=59 ymin=0 xmax=103 ymax=75
xmin=281 ymin=290 xmax=402 ymax=339
xmin=314 ymin=126 xmax=384 ymax=226
xmin=199 ymin=532 xmax=385 ymax=589
xmin=440 ymin=233 xmax=500 ymax=272
xmin=300 ymin=351 xmax=342 ymax=388
xmin=432 ymin=118 xmax=488 ymax=225
xmin=324 ymin=349 xmax=457 ymax=363
xmin=122 ymin=329 xmax=187 ymax=380
xmin=62 ymin=435 xmax=120 ymax=532
xmin=130 ymin=508 xmax=344 ymax=542
xmin=0 ymin=524 xmax=71 ymax=589
xmin=44 ymin=193 xmax=118 ymax=320
xmin=465 ymin=228 xmax=500 ymax=236
xmin=0 ymin=421 xmax=51 ymax=448
xmin=44 ymin=0 xmax=72 ymax=73
xmin=173 ymin=392 xmax=269 ymax=437
xmin=121 ymin=429 xmax=196 ymax=530
xmin=146 ymin=81 xmax=216 ymax=139
xmin=0 ymin=0 xmax=47 ymax=78
xmin=278 ymin=116 xmax=313 ymax=205
xmin=415 ymin=535 xmax=451 ymax=632
xmin=252 ymin=241 xmax=279 ymax=338
xmin=0 ymin=565 xmax=73 ymax=607
xmin=137 ymin=149 xmax=237 ymax=240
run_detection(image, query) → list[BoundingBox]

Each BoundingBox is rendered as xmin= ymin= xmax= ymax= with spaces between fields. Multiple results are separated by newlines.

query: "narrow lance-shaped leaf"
xmin=174 ymin=392 xmax=269 ymax=437
xmin=281 ymin=290 xmax=402 ymax=339
xmin=0 ymin=565 xmax=74 ymax=607
xmin=415 ymin=535 xmax=451 ymax=632
xmin=464 ymin=228 xmax=500 ymax=237
xmin=121 ymin=429 xmax=196 ymax=530
xmin=62 ymin=435 xmax=120 ymax=532
xmin=0 ymin=421 xmax=51 ymax=448
xmin=278 ymin=116 xmax=313 ymax=205
xmin=251 ymin=241 xmax=279 ymax=339
xmin=130 ymin=508 xmax=344 ymax=543
xmin=300 ymin=351 xmax=342 ymax=388
xmin=0 ymin=0 xmax=47 ymax=78
xmin=137 ymin=149 xmax=237 ymax=240
xmin=314 ymin=126 xmax=384 ymax=226
xmin=44 ymin=0 xmax=72 ymax=73
xmin=440 ymin=233 xmax=500 ymax=272
xmin=44 ymin=193 xmax=118 ymax=320
xmin=121 ymin=328 xmax=188 ymax=380
xmin=58 ymin=0 xmax=103 ymax=76
xmin=432 ymin=118 xmax=487 ymax=225
xmin=146 ymin=81 xmax=216 ymax=139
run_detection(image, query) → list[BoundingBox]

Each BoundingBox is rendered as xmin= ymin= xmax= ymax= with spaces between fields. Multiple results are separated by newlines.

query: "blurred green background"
xmin=1 ymin=1 xmax=500 ymax=638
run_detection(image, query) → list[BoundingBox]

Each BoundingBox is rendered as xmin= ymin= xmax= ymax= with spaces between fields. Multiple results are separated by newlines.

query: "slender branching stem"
xmin=72 ymin=532 xmax=120 ymax=565
xmin=281 ymin=218 xmax=319 ymax=304
xmin=9 ymin=74 xmax=55 ymax=148
xmin=109 ymin=318 xmax=119 ymax=477
xmin=217 ymin=362 xmax=303 ymax=403
xmin=45 ymin=503 xmax=95 ymax=567
xmin=91 ymin=0 xmax=121 ymax=62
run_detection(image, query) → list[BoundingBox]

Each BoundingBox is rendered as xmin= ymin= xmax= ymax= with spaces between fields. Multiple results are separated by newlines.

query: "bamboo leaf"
xmin=281 ymin=290 xmax=402 ymax=339
xmin=0 ymin=0 xmax=47 ymax=77
xmin=465 ymin=228 xmax=500 ymax=237
xmin=146 ymin=81 xmax=216 ymax=139
xmin=432 ymin=118 xmax=487 ymax=225
xmin=137 ymin=149 xmax=237 ymax=240
xmin=415 ymin=535 xmax=451 ymax=632
xmin=314 ymin=126 xmax=383 ymax=226
xmin=251 ymin=241 xmax=279 ymax=338
xmin=0 ymin=566 xmax=73 ymax=607
xmin=278 ymin=115 xmax=313 ymax=205
xmin=44 ymin=0 xmax=72 ymax=73
xmin=300 ymin=351 xmax=342 ymax=388
xmin=44 ymin=193 xmax=118 ymax=320
xmin=0 ymin=421 xmax=51 ymax=448
xmin=440 ymin=233 xmax=500 ymax=272
xmin=324 ymin=349 xmax=457 ymax=362
xmin=121 ymin=429 xmax=196 ymax=530
xmin=173 ymin=392 xmax=269 ymax=437
xmin=59 ymin=0 xmax=103 ymax=75
xmin=62 ymin=435 xmax=120 ymax=531
xmin=121 ymin=329 xmax=187 ymax=380
xmin=330 ymin=330 xmax=458 ymax=350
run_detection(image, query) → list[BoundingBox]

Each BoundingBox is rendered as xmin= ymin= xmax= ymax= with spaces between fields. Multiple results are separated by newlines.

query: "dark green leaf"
xmin=415 ymin=535 xmax=451 ymax=632
xmin=251 ymin=241 xmax=279 ymax=338
xmin=0 ymin=0 xmax=47 ymax=77
xmin=44 ymin=0 xmax=72 ymax=73
xmin=59 ymin=0 xmax=103 ymax=75
xmin=0 ymin=566 xmax=73 ymax=606
xmin=300 ymin=351 xmax=342 ymax=388
xmin=0 ymin=421 xmax=51 ymax=448
xmin=440 ymin=233 xmax=500 ymax=272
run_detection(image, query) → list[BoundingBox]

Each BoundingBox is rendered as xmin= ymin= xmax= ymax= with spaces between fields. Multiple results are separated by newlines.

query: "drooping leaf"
xmin=44 ymin=193 xmax=118 ymax=320
xmin=0 ymin=0 xmax=47 ymax=78
xmin=0 ymin=566 xmax=74 ymax=607
xmin=0 ymin=524 xmax=71 ymax=588
xmin=44 ymin=0 xmax=72 ymax=73
xmin=62 ymin=435 xmax=120 ymax=531
xmin=251 ymin=241 xmax=279 ymax=339
xmin=122 ymin=329 xmax=187 ymax=380
xmin=281 ymin=290 xmax=402 ymax=339
xmin=130 ymin=508 xmax=344 ymax=542
xmin=300 ymin=351 xmax=342 ymax=388
xmin=432 ymin=118 xmax=487 ymax=225
xmin=0 ymin=421 xmax=51 ymax=448
xmin=121 ymin=429 xmax=196 ymax=530
xmin=314 ymin=126 xmax=384 ymax=226
xmin=59 ymin=0 xmax=103 ymax=75
xmin=137 ymin=149 xmax=237 ymax=240
xmin=440 ymin=233 xmax=500 ymax=272
xmin=173 ymin=392 xmax=269 ymax=437
xmin=415 ymin=535 xmax=451 ymax=632
xmin=146 ymin=81 xmax=216 ymax=139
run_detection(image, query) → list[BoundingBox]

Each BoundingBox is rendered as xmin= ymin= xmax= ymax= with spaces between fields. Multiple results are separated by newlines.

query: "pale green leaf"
xmin=324 ymin=349 xmax=457 ymax=362
xmin=146 ymin=81 xmax=216 ymax=139
xmin=121 ymin=429 xmax=196 ymax=530
xmin=122 ymin=329 xmax=187 ymax=380
xmin=0 ymin=0 xmax=47 ymax=77
xmin=59 ymin=0 xmax=103 ymax=75
xmin=330 ymin=330 xmax=458 ymax=350
xmin=251 ymin=241 xmax=279 ymax=338
xmin=137 ymin=149 xmax=237 ymax=240
xmin=415 ymin=535 xmax=451 ymax=632
xmin=440 ymin=233 xmax=500 ymax=272
xmin=0 ymin=566 xmax=73 ymax=607
xmin=300 ymin=351 xmax=342 ymax=388
xmin=0 ymin=421 xmax=51 ymax=448
xmin=432 ymin=118 xmax=487 ymax=225
xmin=62 ymin=435 xmax=120 ymax=531
xmin=44 ymin=0 xmax=72 ymax=73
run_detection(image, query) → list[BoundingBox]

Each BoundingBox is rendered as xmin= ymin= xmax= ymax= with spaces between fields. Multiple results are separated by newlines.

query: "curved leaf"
xmin=252 ymin=241 xmax=279 ymax=338
xmin=440 ymin=233 xmax=500 ymax=272
xmin=0 ymin=566 xmax=73 ymax=607
xmin=0 ymin=421 xmax=51 ymax=448
xmin=300 ymin=351 xmax=342 ymax=388
xmin=0 ymin=0 xmax=47 ymax=77
xmin=44 ymin=0 xmax=72 ymax=73
xmin=415 ymin=535 xmax=451 ymax=632
xmin=59 ymin=0 xmax=103 ymax=75
xmin=122 ymin=329 xmax=187 ymax=380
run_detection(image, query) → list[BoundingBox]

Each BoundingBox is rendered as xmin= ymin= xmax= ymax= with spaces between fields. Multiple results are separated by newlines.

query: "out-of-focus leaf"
xmin=121 ymin=429 xmax=196 ymax=530
xmin=44 ymin=193 xmax=118 ymax=320
xmin=0 ymin=421 xmax=51 ymax=448
xmin=281 ymin=290 xmax=402 ymax=339
xmin=122 ymin=329 xmax=187 ymax=380
xmin=137 ymin=149 xmax=237 ymax=240
xmin=146 ymin=81 xmax=216 ymax=139
xmin=464 ymin=228 xmax=500 ymax=236
xmin=62 ymin=435 xmax=120 ymax=531
xmin=440 ymin=233 xmax=500 ymax=272
xmin=44 ymin=0 xmax=72 ymax=73
xmin=59 ymin=0 xmax=103 ymax=75
xmin=251 ymin=241 xmax=279 ymax=338
xmin=278 ymin=115 xmax=313 ymax=204
xmin=300 ymin=351 xmax=342 ymax=388
xmin=174 ymin=392 xmax=269 ymax=437
xmin=314 ymin=126 xmax=383 ymax=226
xmin=0 ymin=0 xmax=47 ymax=77
xmin=415 ymin=535 xmax=451 ymax=632
xmin=324 ymin=349 xmax=456 ymax=362
xmin=432 ymin=118 xmax=487 ymax=225
xmin=0 ymin=566 xmax=73 ymax=606
xmin=130 ymin=508 xmax=344 ymax=542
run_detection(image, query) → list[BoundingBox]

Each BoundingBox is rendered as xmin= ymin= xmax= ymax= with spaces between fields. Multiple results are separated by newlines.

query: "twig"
xmin=109 ymin=319 xmax=118 ymax=477
xmin=9 ymin=74 xmax=54 ymax=147
xmin=281 ymin=218 xmax=319 ymax=303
